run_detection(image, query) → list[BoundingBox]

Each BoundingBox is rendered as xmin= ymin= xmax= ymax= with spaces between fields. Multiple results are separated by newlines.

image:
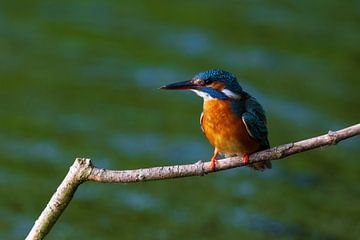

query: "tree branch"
xmin=26 ymin=123 xmax=360 ymax=239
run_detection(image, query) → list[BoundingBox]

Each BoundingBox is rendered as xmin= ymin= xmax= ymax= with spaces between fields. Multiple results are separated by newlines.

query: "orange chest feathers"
xmin=201 ymin=99 xmax=260 ymax=154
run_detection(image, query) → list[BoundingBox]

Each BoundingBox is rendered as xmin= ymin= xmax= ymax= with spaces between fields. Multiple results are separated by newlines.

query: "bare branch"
xmin=87 ymin=123 xmax=359 ymax=183
xmin=26 ymin=123 xmax=360 ymax=239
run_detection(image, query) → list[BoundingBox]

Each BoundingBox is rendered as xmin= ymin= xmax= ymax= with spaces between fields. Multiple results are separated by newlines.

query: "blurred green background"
xmin=1 ymin=1 xmax=359 ymax=239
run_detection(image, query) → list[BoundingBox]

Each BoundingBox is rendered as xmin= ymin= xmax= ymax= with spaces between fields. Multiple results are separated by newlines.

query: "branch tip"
xmin=73 ymin=158 xmax=93 ymax=182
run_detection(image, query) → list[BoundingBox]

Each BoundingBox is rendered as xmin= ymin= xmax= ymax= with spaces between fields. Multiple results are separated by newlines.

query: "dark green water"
xmin=1 ymin=1 xmax=359 ymax=239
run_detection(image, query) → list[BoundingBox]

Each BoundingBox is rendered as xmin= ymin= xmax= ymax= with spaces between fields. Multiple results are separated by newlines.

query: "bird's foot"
xmin=243 ymin=154 xmax=249 ymax=165
xmin=210 ymin=157 xmax=218 ymax=171
xmin=210 ymin=149 xmax=219 ymax=171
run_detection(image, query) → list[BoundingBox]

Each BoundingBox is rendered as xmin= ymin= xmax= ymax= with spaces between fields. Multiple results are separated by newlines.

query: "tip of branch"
xmin=75 ymin=158 xmax=92 ymax=166
xmin=73 ymin=158 xmax=93 ymax=181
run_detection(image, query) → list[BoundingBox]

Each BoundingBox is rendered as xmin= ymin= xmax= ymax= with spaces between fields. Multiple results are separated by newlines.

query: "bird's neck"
xmin=193 ymin=88 xmax=243 ymax=101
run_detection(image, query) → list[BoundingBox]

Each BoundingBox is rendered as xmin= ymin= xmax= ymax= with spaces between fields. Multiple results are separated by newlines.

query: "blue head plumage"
xmin=193 ymin=69 xmax=243 ymax=94
xmin=160 ymin=69 xmax=243 ymax=100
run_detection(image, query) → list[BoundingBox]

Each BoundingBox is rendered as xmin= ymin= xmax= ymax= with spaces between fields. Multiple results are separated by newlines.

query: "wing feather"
xmin=241 ymin=96 xmax=270 ymax=149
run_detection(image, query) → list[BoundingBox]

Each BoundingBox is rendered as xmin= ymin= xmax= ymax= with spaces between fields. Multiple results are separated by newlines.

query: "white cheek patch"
xmin=191 ymin=89 xmax=214 ymax=100
xmin=221 ymin=89 xmax=240 ymax=99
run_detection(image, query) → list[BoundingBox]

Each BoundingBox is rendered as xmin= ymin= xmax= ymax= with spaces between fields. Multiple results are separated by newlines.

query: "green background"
xmin=0 ymin=1 xmax=359 ymax=239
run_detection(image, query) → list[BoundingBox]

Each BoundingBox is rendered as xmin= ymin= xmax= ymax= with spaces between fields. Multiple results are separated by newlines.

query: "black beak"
xmin=160 ymin=80 xmax=201 ymax=90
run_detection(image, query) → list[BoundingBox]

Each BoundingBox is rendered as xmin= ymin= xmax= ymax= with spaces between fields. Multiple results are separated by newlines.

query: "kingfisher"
xmin=160 ymin=69 xmax=272 ymax=171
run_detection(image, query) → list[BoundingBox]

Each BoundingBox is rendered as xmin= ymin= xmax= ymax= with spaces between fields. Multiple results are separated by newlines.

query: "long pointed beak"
xmin=160 ymin=80 xmax=201 ymax=90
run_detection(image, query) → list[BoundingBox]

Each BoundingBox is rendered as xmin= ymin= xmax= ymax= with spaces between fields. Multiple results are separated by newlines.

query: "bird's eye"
xmin=204 ymin=79 xmax=212 ymax=85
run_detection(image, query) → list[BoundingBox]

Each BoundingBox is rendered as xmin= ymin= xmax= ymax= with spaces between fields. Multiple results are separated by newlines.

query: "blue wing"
xmin=241 ymin=96 xmax=270 ymax=149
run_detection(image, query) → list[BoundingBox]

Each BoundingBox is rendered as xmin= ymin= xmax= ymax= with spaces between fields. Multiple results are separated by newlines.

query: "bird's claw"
xmin=243 ymin=154 xmax=249 ymax=165
xmin=210 ymin=158 xmax=218 ymax=171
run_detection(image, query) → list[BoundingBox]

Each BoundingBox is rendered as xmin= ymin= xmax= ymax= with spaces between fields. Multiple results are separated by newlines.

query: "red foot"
xmin=210 ymin=149 xmax=219 ymax=171
xmin=210 ymin=158 xmax=218 ymax=171
xmin=243 ymin=154 xmax=249 ymax=165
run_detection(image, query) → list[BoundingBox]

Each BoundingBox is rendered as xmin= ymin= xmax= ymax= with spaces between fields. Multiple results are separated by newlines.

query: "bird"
xmin=160 ymin=69 xmax=272 ymax=171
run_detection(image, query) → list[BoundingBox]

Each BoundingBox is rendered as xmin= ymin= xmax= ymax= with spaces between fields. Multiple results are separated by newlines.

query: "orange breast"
xmin=202 ymin=99 xmax=260 ymax=155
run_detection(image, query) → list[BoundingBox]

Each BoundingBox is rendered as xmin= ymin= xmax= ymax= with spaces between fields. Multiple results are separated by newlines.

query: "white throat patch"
xmin=191 ymin=89 xmax=214 ymax=100
xmin=221 ymin=89 xmax=240 ymax=99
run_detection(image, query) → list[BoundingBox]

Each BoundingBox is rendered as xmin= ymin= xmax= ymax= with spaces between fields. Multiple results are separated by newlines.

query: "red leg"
xmin=210 ymin=149 xmax=219 ymax=171
xmin=243 ymin=153 xmax=249 ymax=165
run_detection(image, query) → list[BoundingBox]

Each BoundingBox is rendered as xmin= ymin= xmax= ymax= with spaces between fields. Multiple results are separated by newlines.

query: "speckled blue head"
xmin=193 ymin=69 xmax=243 ymax=93
xmin=160 ymin=69 xmax=243 ymax=100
